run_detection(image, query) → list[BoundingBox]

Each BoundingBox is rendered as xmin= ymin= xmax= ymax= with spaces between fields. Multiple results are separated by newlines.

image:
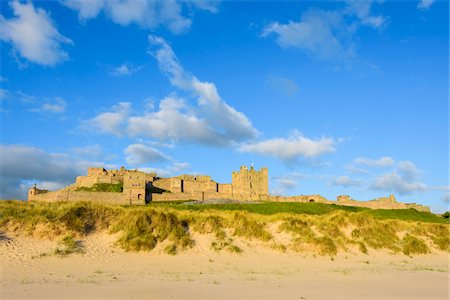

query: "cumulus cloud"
xmin=63 ymin=0 xmax=218 ymax=34
xmin=85 ymin=36 xmax=257 ymax=146
xmin=332 ymin=175 xmax=363 ymax=187
xmin=190 ymin=0 xmax=220 ymax=13
xmin=0 ymin=144 xmax=112 ymax=200
xmin=3 ymin=91 xmax=67 ymax=115
xmin=353 ymin=156 xmax=395 ymax=167
xmin=41 ymin=97 xmax=67 ymax=113
xmin=124 ymin=143 xmax=170 ymax=166
xmin=239 ymin=130 xmax=335 ymax=162
xmin=263 ymin=9 xmax=346 ymax=59
xmin=0 ymin=89 xmax=9 ymax=101
xmin=442 ymin=192 xmax=450 ymax=204
xmin=128 ymin=96 xmax=224 ymax=145
xmin=262 ymin=1 xmax=385 ymax=60
xmin=417 ymin=0 xmax=435 ymax=10
xmin=371 ymin=161 xmax=426 ymax=195
xmin=271 ymin=172 xmax=308 ymax=195
xmin=0 ymin=1 xmax=73 ymax=66
xmin=148 ymin=35 xmax=257 ymax=142
xmin=267 ymin=75 xmax=299 ymax=97
xmin=110 ymin=64 xmax=143 ymax=76
xmin=345 ymin=0 xmax=386 ymax=28
xmin=86 ymin=102 xmax=131 ymax=136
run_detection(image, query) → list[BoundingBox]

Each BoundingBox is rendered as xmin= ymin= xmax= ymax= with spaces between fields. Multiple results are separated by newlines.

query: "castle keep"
xmin=28 ymin=165 xmax=430 ymax=212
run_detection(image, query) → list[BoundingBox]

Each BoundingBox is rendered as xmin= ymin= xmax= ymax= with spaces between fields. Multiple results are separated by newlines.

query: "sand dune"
xmin=1 ymin=231 xmax=448 ymax=300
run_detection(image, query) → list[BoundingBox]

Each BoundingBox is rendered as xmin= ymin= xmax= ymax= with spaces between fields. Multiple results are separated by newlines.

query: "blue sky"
xmin=0 ymin=0 xmax=448 ymax=212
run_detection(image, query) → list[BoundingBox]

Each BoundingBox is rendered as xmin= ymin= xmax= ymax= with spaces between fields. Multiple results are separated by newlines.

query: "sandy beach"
xmin=1 ymin=231 xmax=448 ymax=300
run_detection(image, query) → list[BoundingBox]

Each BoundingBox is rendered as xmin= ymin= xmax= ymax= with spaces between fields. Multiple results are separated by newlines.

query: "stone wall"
xmin=152 ymin=178 xmax=182 ymax=193
xmin=27 ymin=166 xmax=430 ymax=212
xmin=335 ymin=195 xmax=430 ymax=212
xmin=29 ymin=188 xmax=127 ymax=205
xmin=218 ymin=184 xmax=232 ymax=194
xmin=231 ymin=166 xmax=268 ymax=196
xmin=183 ymin=180 xmax=218 ymax=193
xmin=177 ymin=175 xmax=211 ymax=181
xmin=268 ymin=194 xmax=329 ymax=203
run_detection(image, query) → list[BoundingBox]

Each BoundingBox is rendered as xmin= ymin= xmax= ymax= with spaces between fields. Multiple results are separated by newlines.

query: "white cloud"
xmin=15 ymin=90 xmax=36 ymax=104
xmin=270 ymin=173 xmax=308 ymax=196
xmin=345 ymin=0 xmax=386 ymax=29
xmin=128 ymin=96 xmax=223 ymax=145
xmin=353 ymin=156 xmax=395 ymax=167
xmin=371 ymin=161 xmax=426 ymax=195
xmin=85 ymin=36 xmax=257 ymax=146
xmin=0 ymin=89 xmax=9 ymax=101
xmin=63 ymin=0 xmax=217 ymax=34
xmin=190 ymin=0 xmax=220 ymax=13
xmin=262 ymin=1 xmax=385 ymax=60
xmin=267 ymin=75 xmax=299 ymax=97
xmin=396 ymin=160 xmax=421 ymax=181
xmin=263 ymin=9 xmax=347 ymax=59
xmin=148 ymin=35 xmax=257 ymax=144
xmin=124 ymin=143 xmax=170 ymax=166
xmin=41 ymin=97 xmax=67 ymax=113
xmin=63 ymin=0 xmax=106 ymax=19
xmin=110 ymin=64 xmax=142 ymax=76
xmin=85 ymin=102 xmax=131 ymax=136
xmin=0 ymin=144 xmax=113 ymax=200
xmin=0 ymin=1 xmax=73 ymax=66
xmin=239 ymin=130 xmax=335 ymax=162
xmin=417 ymin=0 xmax=435 ymax=10
xmin=3 ymin=91 xmax=67 ymax=114
xmin=442 ymin=193 xmax=450 ymax=204
xmin=332 ymin=175 xmax=363 ymax=187
xmin=429 ymin=186 xmax=450 ymax=204
xmin=344 ymin=165 xmax=369 ymax=174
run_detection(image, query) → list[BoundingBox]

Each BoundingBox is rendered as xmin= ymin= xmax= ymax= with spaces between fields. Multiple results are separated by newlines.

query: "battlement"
xmin=232 ymin=165 xmax=268 ymax=197
xmin=27 ymin=166 xmax=430 ymax=212
xmin=177 ymin=174 xmax=211 ymax=182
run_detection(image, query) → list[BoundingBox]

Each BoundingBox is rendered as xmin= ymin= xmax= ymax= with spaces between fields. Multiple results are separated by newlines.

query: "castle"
xmin=28 ymin=166 xmax=430 ymax=212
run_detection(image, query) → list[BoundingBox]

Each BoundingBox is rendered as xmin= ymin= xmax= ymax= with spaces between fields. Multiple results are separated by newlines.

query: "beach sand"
xmin=1 ymin=231 xmax=448 ymax=300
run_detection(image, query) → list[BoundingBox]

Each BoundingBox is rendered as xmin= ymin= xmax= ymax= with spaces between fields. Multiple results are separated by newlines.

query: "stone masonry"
xmin=28 ymin=166 xmax=430 ymax=212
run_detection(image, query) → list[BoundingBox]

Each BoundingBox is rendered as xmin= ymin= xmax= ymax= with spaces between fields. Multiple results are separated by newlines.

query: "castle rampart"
xmin=27 ymin=165 xmax=430 ymax=212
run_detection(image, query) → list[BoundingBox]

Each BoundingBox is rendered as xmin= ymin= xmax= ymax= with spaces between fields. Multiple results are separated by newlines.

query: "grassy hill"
xmin=152 ymin=201 xmax=447 ymax=224
xmin=0 ymin=200 xmax=448 ymax=256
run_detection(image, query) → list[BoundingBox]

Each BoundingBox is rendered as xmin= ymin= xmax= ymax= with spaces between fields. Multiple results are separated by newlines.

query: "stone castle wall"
xmin=28 ymin=188 xmax=128 ymax=205
xmin=268 ymin=194 xmax=329 ymax=203
xmin=335 ymin=194 xmax=429 ymax=212
xmin=232 ymin=166 xmax=268 ymax=196
xmin=152 ymin=178 xmax=182 ymax=193
xmin=27 ymin=166 xmax=430 ymax=212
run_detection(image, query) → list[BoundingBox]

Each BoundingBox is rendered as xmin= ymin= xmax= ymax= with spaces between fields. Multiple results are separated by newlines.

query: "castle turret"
xmin=231 ymin=165 xmax=268 ymax=199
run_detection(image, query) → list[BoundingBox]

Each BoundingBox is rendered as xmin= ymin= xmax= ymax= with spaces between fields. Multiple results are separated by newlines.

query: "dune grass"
xmin=0 ymin=200 xmax=448 ymax=257
xmin=152 ymin=201 xmax=447 ymax=224
xmin=55 ymin=234 xmax=84 ymax=256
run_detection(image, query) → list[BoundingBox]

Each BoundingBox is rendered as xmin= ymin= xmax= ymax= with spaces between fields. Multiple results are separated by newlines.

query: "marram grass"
xmin=0 ymin=200 xmax=448 ymax=256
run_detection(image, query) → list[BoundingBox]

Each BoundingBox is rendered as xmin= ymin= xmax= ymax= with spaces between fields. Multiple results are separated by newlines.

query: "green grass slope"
xmin=0 ymin=200 xmax=448 ymax=256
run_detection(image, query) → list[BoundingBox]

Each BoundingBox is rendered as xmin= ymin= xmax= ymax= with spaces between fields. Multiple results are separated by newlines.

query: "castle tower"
xmin=123 ymin=170 xmax=147 ymax=205
xmin=231 ymin=165 xmax=268 ymax=198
